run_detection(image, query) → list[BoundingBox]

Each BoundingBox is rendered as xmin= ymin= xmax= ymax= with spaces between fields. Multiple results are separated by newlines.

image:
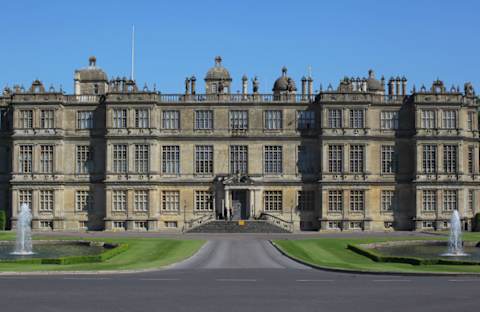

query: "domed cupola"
xmin=204 ymin=56 xmax=232 ymax=94
xmin=273 ymin=66 xmax=297 ymax=96
xmin=74 ymin=56 xmax=108 ymax=95
xmin=366 ymin=69 xmax=384 ymax=93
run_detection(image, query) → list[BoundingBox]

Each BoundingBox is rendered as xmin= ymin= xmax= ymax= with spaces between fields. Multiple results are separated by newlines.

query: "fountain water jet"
xmin=11 ymin=203 xmax=34 ymax=255
xmin=442 ymin=209 xmax=468 ymax=257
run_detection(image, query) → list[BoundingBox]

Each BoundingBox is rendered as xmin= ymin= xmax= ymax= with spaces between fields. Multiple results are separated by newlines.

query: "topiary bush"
xmin=0 ymin=210 xmax=6 ymax=231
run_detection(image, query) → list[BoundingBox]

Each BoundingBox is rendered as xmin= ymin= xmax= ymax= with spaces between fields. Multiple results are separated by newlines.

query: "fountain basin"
xmin=348 ymin=240 xmax=480 ymax=265
xmin=0 ymin=240 xmax=126 ymax=264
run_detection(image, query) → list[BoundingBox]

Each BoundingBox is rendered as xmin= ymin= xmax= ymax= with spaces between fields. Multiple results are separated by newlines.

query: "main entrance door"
xmin=231 ymin=190 xmax=249 ymax=220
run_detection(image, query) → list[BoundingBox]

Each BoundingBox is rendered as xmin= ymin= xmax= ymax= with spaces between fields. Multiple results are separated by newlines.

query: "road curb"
xmin=269 ymin=240 xmax=480 ymax=277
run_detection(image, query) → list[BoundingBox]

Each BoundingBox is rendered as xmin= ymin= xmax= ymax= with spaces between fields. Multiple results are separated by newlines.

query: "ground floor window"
xmin=264 ymin=191 xmax=282 ymax=211
xmin=195 ymin=191 xmax=213 ymax=211
xmin=113 ymin=191 xmax=127 ymax=212
xmin=39 ymin=190 xmax=54 ymax=212
xmin=162 ymin=191 xmax=180 ymax=212
xmin=328 ymin=190 xmax=343 ymax=212
xmin=76 ymin=191 xmax=92 ymax=212
xmin=350 ymin=190 xmax=364 ymax=211
xmin=381 ymin=190 xmax=394 ymax=212
xmin=422 ymin=190 xmax=436 ymax=211
xmin=19 ymin=190 xmax=32 ymax=210
xmin=134 ymin=190 xmax=149 ymax=212
xmin=443 ymin=190 xmax=457 ymax=212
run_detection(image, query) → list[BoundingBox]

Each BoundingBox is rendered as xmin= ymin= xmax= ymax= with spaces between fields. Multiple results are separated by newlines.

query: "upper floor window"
xmin=297 ymin=111 xmax=315 ymax=130
xmin=328 ymin=109 xmax=342 ymax=128
xmin=40 ymin=110 xmax=54 ymax=129
xmin=230 ymin=145 xmax=248 ymax=175
xmin=229 ymin=110 xmax=248 ymax=130
xmin=162 ymin=145 xmax=180 ymax=174
xmin=467 ymin=111 xmax=475 ymax=131
xmin=40 ymin=145 xmax=54 ymax=173
xmin=349 ymin=109 xmax=364 ymax=129
xmin=381 ymin=145 xmax=395 ymax=174
xmin=328 ymin=145 xmax=343 ymax=173
xmin=134 ymin=144 xmax=149 ymax=174
xmin=264 ymin=110 xmax=282 ymax=130
xmin=113 ymin=109 xmax=127 ymax=128
xmin=76 ymin=145 xmax=92 ymax=174
xmin=195 ymin=110 xmax=213 ymax=130
xmin=349 ymin=145 xmax=364 ymax=173
xmin=380 ymin=111 xmax=398 ymax=130
xmin=422 ymin=145 xmax=437 ymax=174
xmin=264 ymin=145 xmax=283 ymax=174
xmin=443 ymin=145 xmax=457 ymax=174
xmin=195 ymin=145 xmax=213 ymax=175
xmin=468 ymin=145 xmax=475 ymax=174
xmin=77 ymin=111 xmax=93 ymax=129
xmin=162 ymin=110 xmax=180 ymax=130
xmin=421 ymin=110 xmax=435 ymax=129
xmin=297 ymin=145 xmax=314 ymax=174
xmin=135 ymin=109 xmax=149 ymax=128
xmin=113 ymin=144 xmax=128 ymax=173
xmin=442 ymin=110 xmax=457 ymax=129
xmin=20 ymin=110 xmax=33 ymax=129
xmin=19 ymin=145 xmax=33 ymax=173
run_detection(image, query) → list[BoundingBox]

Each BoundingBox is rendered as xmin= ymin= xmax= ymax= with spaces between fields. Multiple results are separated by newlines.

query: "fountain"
xmin=442 ymin=209 xmax=468 ymax=257
xmin=11 ymin=203 xmax=34 ymax=255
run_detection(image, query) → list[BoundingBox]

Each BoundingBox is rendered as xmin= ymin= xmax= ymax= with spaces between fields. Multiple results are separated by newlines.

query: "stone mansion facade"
xmin=0 ymin=56 xmax=478 ymax=232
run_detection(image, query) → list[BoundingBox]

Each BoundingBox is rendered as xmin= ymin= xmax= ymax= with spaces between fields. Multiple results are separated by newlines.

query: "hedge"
xmin=347 ymin=244 xmax=480 ymax=266
xmin=0 ymin=243 xmax=129 ymax=265
xmin=0 ymin=210 xmax=5 ymax=231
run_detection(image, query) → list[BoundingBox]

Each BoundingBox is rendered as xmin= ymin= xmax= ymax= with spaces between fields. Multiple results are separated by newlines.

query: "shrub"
xmin=0 ymin=210 xmax=6 ymax=231
xmin=473 ymin=213 xmax=480 ymax=232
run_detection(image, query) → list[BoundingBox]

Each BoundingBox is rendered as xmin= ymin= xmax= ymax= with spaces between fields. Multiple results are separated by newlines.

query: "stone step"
xmin=186 ymin=220 xmax=291 ymax=233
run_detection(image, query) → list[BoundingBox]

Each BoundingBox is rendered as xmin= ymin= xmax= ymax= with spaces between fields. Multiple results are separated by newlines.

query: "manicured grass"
xmin=273 ymin=235 xmax=480 ymax=274
xmin=0 ymin=232 xmax=204 ymax=272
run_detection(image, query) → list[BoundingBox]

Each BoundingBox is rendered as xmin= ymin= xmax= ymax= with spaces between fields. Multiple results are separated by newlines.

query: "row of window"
xmin=328 ymin=190 xmax=393 ymax=212
xmin=420 ymin=110 xmax=476 ymax=130
xmin=422 ymin=189 xmax=475 ymax=212
xmin=422 ymin=144 xmax=476 ymax=174
xmin=327 ymin=144 xmax=396 ymax=174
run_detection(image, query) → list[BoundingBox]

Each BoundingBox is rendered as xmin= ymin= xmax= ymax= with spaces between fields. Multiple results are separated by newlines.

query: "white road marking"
xmin=0 ymin=277 xmax=28 ymax=280
xmin=138 ymin=278 xmax=180 ymax=281
xmin=296 ymin=279 xmax=334 ymax=282
xmin=372 ymin=279 xmax=411 ymax=282
xmin=448 ymin=279 xmax=480 ymax=282
xmin=216 ymin=278 xmax=257 ymax=282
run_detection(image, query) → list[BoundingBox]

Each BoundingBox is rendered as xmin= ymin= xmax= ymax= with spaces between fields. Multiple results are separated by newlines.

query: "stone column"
xmin=242 ymin=75 xmax=248 ymax=98
xmin=190 ymin=76 xmax=196 ymax=95
xmin=307 ymin=77 xmax=313 ymax=98
xmin=225 ymin=189 xmax=231 ymax=219
xmin=301 ymin=76 xmax=307 ymax=100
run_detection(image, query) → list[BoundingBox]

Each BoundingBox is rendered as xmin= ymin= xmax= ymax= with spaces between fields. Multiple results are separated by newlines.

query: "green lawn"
xmin=0 ymin=232 xmax=205 ymax=272
xmin=273 ymin=233 xmax=480 ymax=274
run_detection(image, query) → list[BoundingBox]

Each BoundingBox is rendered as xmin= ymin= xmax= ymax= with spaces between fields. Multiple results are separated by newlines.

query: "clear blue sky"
xmin=1 ymin=0 xmax=479 ymax=94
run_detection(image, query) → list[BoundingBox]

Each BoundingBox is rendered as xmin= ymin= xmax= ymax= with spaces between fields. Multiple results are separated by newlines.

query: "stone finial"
xmin=215 ymin=56 xmax=222 ymax=66
xmin=89 ymin=56 xmax=96 ymax=67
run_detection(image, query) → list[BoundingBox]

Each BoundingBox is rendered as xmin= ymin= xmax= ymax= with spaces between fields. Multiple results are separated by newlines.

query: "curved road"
xmin=0 ymin=237 xmax=479 ymax=312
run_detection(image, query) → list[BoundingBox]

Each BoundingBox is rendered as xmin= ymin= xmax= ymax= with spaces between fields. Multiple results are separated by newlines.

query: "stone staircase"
xmin=186 ymin=220 xmax=291 ymax=233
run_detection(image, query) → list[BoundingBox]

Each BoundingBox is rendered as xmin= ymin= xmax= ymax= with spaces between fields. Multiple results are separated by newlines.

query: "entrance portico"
xmin=220 ymin=175 xmax=261 ymax=220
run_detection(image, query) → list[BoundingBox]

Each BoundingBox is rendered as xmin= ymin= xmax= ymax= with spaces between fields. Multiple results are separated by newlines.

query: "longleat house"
xmin=0 ymin=56 xmax=478 ymax=232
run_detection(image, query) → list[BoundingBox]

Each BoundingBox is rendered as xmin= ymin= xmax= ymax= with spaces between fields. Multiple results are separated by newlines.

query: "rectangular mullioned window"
xmin=264 ymin=191 xmax=282 ymax=211
xmin=195 ymin=110 xmax=213 ymax=130
xmin=443 ymin=190 xmax=457 ymax=211
xmin=297 ymin=111 xmax=315 ymax=129
xmin=75 ymin=191 xmax=92 ymax=212
xmin=230 ymin=145 xmax=248 ymax=175
xmin=264 ymin=110 xmax=282 ymax=130
xmin=349 ymin=109 xmax=364 ymax=129
xmin=468 ymin=190 xmax=474 ymax=213
xmin=40 ymin=145 xmax=54 ymax=173
xmin=135 ymin=109 xmax=149 ymax=128
xmin=195 ymin=191 xmax=213 ymax=211
xmin=229 ymin=110 xmax=248 ymax=130
xmin=162 ymin=191 xmax=180 ymax=212
xmin=113 ymin=144 xmax=128 ymax=173
xmin=442 ymin=110 xmax=457 ymax=129
xmin=443 ymin=145 xmax=457 ymax=174
xmin=113 ymin=109 xmax=127 ymax=128
xmin=134 ymin=190 xmax=149 ymax=212
xmin=40 ymin=110 xmax=54 ymax=129
xmin=421 ymin=110 xmax=435 ymax=129
xmin=19 ymin=145 xmax=33 ymax=173
xmin=380 ymin=111 xmax=398 ymax=130
xmin=162 ymin=110 xmax=180 ymax=130
xmin=19 ymin=190 xmax=32 ymax=210
xmin=467 ymin=111 xmax=475 ymax=131
xmin=195 ymin=145 xmax=213 ymax=175
xmin=39 ymin=190 xmax=54 ymax=212
xmin=328 ymin=190 xmax=343 ymax=212
xmin=422 ymin=145 xmax=437 ymax=174
xmin=76 ymin=145 xmax=92 ymax=174
xmin=20 ymin=110 xmax=33 ymax=129
xmin=468 ymin=146 xmax=475 ymax=174
xmin=77 ymin=111 xmax=94 ymax=129
xmin=134 ymin=144 xmax=149 ymax=174
xmin=381 ymin=145 xmax=395 ymax=174
xmin=422 ymin=190 xmax=436 ymax=211
xmin=350 ymin=190 xmax=364 ymax=211
xmin=162 ymin=145 xmax=180 ymax=174
xmin=328 ymin=109 xmax=342 ymax=128
xmin=112 ymin=190 xmax=127 ymax=212
xmin=349 ymin=145 xmax=364 ymax=173
xmin=328 ymin=145 xmax=343 ymax=173
xmin=264 ymin=146 xmax=282 ymax=174
xmin=381 ymin=190 xmax=394 ymax=212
